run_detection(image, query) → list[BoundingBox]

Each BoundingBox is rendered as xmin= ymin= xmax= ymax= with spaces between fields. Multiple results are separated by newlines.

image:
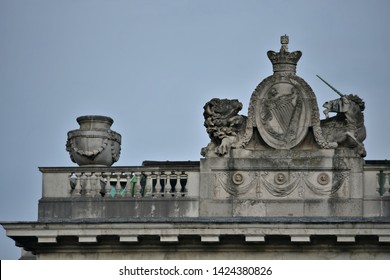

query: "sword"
xmin=316 ymin=75 xmax=344 ymax=97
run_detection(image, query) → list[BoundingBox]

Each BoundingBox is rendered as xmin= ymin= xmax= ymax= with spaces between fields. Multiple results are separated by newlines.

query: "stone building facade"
xmin=2 ymin=36 xmax=390 ymax=259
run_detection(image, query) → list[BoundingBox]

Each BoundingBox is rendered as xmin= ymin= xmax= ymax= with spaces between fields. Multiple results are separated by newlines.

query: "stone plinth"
xmin=200 ymin=148 xmax=364 ymax=217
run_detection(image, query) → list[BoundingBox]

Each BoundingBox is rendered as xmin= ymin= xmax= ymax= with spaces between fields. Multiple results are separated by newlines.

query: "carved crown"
xmin=267 ymin=35 xmax=302 ymax=74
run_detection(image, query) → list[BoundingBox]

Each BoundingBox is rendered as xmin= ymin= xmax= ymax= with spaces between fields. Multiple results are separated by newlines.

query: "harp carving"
xmin=260 ymin=88 xmax=303 ymax=145
xmin=268 ymin=93 xmax=296 ymax=133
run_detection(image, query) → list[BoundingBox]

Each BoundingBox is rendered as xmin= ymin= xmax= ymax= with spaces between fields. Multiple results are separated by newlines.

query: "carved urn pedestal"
xmin=66 ymin=115 xmax=121 ymax=167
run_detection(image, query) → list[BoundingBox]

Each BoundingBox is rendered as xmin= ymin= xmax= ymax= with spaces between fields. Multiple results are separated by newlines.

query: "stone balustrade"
xmin=39 ymin=161 xmax=200 ymax=200
xmin=68 ymin=170 xmax=189 ymax=198
xmin=38 ymin=162 xmax=200 ymax=220
xmin=364 ymin=160 xmax=390 ymax=199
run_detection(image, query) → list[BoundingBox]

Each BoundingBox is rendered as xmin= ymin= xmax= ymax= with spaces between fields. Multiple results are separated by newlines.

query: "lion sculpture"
xmin=201 ymin=98 xmax=247 ymax=156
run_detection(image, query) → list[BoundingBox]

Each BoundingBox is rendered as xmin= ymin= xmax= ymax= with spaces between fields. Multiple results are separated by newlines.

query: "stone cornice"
xmin=3 ymin=219 xmax=390 ymax=246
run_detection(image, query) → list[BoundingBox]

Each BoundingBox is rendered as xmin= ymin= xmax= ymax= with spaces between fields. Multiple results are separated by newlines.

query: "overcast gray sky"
xmin=1 ymin=0 xmax=389 ymax=259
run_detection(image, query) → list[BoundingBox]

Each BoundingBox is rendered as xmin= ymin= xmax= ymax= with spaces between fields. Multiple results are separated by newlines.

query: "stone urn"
xmin=66 ymin=115 xmax=121 ymax=166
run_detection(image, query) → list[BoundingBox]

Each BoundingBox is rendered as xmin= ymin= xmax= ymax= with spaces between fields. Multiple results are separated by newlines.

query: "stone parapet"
xmin=35 ymin=159 xmax=390 ymax=220
xmin=38 ymin=162 xmax=200 ymax=220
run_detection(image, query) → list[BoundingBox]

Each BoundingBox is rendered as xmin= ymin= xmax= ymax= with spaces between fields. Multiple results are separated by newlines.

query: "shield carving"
xmin=255 ymin=80 xmax=311 ymax=149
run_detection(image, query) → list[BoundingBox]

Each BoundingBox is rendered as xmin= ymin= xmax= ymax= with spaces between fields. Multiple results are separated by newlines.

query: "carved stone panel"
xmin=213 ymin=169 xmax=349 ymax=199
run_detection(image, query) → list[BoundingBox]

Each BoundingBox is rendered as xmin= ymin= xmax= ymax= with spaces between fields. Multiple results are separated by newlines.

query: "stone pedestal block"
xmin=200 ymin=148 xmax=364 ymax=217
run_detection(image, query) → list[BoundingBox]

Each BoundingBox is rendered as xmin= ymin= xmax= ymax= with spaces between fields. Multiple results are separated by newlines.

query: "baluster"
xmin=151 ymin=172 xmax=158 ymax=197
xmin=144 ymin=172 xmax=152 ymax=197
xmin=180 ymin=171 xmax=188 ymax=197
xmin=97 ymin=172 xmax=107 ymax=197
xmin=133 ymin=173 xmax=142 ymax=198
xmin=130 ymin=172 xmax=138 ymax=197
xmin=89 ymin=172 xmax=97 ymax=197
xmin=115 ymin=172 xmax=122 ymax=197
xmin=103 ymin=173 xmax=113 ymax=197
xmin=81 ymin=173 xmax=88 ymax=195
xmin=124 ymin=172 xmax=131 ymax=197
xmin=119 ymin=172 xmax=127 ymax=197
xmin=378 ymin=170 xmax=386 ymax=196
xmin=160 ymin=172 xmax=166 ymax=197
xmin=140 ymin=172 xmax=147 ymax=197
xmin=69 ymin=173 xmax=77 ymax=194
xmin=92 ymin=172 xmax=100 ymax=197
xmin=74 ymin=172 xmax=82 ymax=196
xmin=165 ymin=172 xmax=170 ymax=196
xmin=170 ymin=171 xmax=178 ymax=197
xmin=387 ymin=173 xmax=390 ymax=194
xmin=84 ymin=172 xmax=92 ymax=196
